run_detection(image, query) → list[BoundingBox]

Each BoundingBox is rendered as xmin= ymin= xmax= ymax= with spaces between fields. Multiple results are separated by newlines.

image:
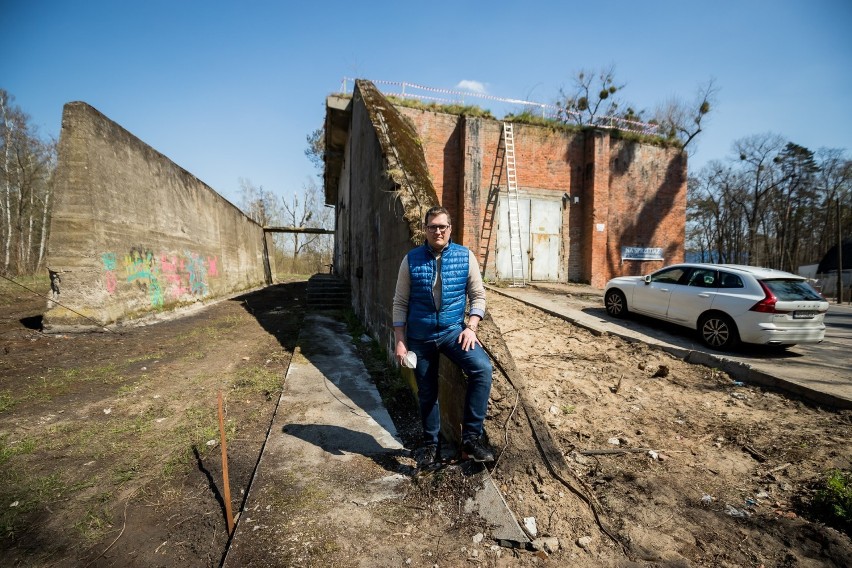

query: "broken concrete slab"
xmin=464 ymin=471 xmax=531 ymax=546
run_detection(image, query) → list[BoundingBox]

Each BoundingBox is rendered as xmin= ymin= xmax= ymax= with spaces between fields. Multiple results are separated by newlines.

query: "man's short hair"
xmin=424 ymin=206 xmax=452 ymax=226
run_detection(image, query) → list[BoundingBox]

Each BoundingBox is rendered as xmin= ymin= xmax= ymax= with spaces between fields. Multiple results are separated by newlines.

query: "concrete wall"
xmin=44 ymin=102 xmax=269 ymax=331
xmin=332 ymin=82 xmax=475 ymax=447
xmin=334 ymin=83 xmax=439 ymax=355
xmin=341 ymin=88 xmax=414 ymax=347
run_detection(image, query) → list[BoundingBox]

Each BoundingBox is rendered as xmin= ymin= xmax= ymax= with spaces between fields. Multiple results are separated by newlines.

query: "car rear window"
xmin=762 ymin=279 xmax=823 ymax=301
xmin=719 ymin=273 xmax=743 ymax=288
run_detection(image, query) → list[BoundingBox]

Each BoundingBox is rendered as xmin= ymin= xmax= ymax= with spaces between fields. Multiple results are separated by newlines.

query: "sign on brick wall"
xmin=621 ymin=246 xmax=664 ymax=261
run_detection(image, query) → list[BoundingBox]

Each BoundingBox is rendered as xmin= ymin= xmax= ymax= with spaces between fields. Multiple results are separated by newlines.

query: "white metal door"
xmin=496 ymin=193 xmax=529 ymax=281
xmin=529 ymin=199 xmax=561 ymax=281
xmin=497 ymin=193 xmax=561 ymax=282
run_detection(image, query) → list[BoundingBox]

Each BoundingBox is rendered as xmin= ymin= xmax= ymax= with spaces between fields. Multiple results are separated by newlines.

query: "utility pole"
xmin=837 ymin=194 xmax=844 ymax=304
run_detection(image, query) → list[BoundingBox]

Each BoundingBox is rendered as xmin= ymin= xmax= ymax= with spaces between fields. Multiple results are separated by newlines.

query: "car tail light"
xmin=749 ymin=281 xmax=789 ymax=314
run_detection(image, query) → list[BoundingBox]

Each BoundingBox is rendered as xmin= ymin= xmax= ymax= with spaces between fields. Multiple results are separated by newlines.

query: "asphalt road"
xmin=490 ymin=284 xmax=852 ymax=409
xmin=824 ymin=304 xmax=852 ymax=341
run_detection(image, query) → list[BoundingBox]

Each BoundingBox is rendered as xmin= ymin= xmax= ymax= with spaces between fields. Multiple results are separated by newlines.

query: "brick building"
xmin=323 ymin=79 xmax=686 ymax=348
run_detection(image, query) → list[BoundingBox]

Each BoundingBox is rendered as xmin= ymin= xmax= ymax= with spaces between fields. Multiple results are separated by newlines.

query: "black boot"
xmin=462 ymin=437 xmax=494 ymax=463
xmin=415 ymin=444 xmax=437 ymax=469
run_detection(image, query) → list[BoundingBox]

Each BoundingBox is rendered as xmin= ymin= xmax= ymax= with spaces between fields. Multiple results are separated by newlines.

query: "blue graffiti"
xmin=184 ymin=251 xmax=209 ymax=296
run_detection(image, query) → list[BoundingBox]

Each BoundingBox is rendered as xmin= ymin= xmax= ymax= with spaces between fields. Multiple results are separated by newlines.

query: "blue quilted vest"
xmin=406 ymin=242 xmax=469 ymax=341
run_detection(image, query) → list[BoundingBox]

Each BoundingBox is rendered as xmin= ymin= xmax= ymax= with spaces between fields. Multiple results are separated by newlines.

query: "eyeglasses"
xmin=425 ymin=224 xmax=450 ymax=233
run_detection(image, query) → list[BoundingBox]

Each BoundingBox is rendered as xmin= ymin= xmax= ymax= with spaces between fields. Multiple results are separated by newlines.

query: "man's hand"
xmin=395 ymin=339 xmax=409 ymax=366
xmin=458 ymin=327 xmax=482 ymax=351
xmin=393 ymin=325 xmax=408 ymax=366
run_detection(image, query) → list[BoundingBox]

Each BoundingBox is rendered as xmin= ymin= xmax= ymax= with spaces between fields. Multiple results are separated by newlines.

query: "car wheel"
xmin=605 ymin=290 xmax=629 ymax=318
xmin=699 ymin=313 xmax=739 ymax=350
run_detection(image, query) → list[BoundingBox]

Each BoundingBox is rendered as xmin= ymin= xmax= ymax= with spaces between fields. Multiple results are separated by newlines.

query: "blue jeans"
xmin=407 ymin=326 xmax=493 ymax=446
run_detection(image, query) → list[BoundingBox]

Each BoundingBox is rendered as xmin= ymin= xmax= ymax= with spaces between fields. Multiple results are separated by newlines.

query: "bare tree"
xmin=0 ymin=89 xmax=56 ymax=275
xmin=653 ymin=79 xmax=717 ymax=152
xmin=813 ymin=149 xmax=852 ymax=299
xmin=280 ymin=178 xmax=332 ymax=272
xmin=687 ymin=135 xmax=850 ymax=276
xmin=238 ymin=178 xmax=281 ymax=226
xmin=557 ymin=66 xmax=626 ymax=125
xmin=729 ymin=133 xmax=790 ymax=265
xmin=688 ymin=161 xmax=750 ymax=264
xmin=1 ymin=90 xmax=18 ymax=272
xmin=814 ymin=149 xmax=852 ymax=253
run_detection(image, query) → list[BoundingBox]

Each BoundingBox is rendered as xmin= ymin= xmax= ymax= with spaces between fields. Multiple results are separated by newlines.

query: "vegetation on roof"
xmin=608 ymin=126 xmax=682 ymax=150
xmin=502 ymin=110 xmax=582 ymax=132
xmin=386 ymin=95 xmax=494 ymax=118
xmin=384 ymin=97 xmax=679 ymax=148
xmin=502 ymin=110 xmax=680 ymax=148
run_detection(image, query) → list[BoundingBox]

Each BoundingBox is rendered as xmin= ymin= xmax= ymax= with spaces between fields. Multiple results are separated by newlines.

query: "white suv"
xmin=603 ymin=263 xmax=829 ymax=350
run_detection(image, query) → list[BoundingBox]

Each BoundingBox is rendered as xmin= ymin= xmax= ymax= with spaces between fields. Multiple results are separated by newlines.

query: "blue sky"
xmin=2 ymin=0 xmax=850 ymax=206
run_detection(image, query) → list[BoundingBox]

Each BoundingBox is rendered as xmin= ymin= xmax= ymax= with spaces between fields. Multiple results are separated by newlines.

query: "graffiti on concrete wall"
xmin=101 ymin=247 xmax=220 ymax=307
xmin=101 ymin=252 xmax=118 ymax=294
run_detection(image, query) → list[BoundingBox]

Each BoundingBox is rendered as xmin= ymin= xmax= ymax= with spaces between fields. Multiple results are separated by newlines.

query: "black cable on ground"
xmin=0 ymin=273 xmax=119 ymax=333
xmin=482 ymin=337 xmax=631 ymax=558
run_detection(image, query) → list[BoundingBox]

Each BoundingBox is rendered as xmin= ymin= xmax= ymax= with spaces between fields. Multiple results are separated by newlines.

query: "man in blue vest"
xmin=392 ymin=206 xmax=494 ymax=470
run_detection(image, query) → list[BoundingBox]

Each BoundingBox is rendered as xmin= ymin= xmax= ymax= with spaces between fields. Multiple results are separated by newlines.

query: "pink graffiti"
xmin=160 ymin=254 xmax=189 ymax=298
xmin=207 ymin=256 xmax=218 ymax=277
xmin=160 ymin=255 xmax=179 ymax=274
xmin=101 ymin=248 xmax=220 ymax=300
xmin=105 ymin=271 xmax=117 ymax=294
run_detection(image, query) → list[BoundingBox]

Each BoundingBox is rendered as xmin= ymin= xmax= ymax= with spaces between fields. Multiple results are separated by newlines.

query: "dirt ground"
xmin=1 ymin=277 xmax=850 ymax=567
xmin=482 ymin=290 xmax=851 ymax=567
xmin=0 ymin=277 xmax=307 ymax=566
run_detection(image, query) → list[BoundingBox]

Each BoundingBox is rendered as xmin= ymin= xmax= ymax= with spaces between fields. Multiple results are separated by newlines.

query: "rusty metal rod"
xmin=218 ymin=391 xmax=235 ymax=535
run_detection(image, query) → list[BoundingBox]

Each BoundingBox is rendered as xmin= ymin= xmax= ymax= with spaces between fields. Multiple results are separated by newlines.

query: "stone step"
xmin=306 ymin=274 xmax=350 ymax=310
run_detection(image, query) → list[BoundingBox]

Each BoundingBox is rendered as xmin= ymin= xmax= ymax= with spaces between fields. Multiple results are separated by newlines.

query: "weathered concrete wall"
xmin=44 ymin=102 xmax=269 ymax=331
xmin=336 ymin=82 xmax=438 ymax=355
xmin=333 ymin=82 xmax=473 ymax=448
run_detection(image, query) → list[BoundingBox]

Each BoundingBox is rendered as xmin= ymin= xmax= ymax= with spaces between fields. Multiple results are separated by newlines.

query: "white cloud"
xmin=455 ymin=80 xmax=487 ymax=94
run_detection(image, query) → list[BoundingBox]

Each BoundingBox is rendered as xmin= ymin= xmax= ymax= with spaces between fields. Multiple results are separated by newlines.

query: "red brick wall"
xmin=394 ymin=106 xmax=687 ymax=287
xmin=586 ymin=131 xmax=611 ymax=288
xmin=605 ymin=140 xmax=687 ymax=282
xmin=459 ymin=120 xmax=587 ymax=278
xmin=397 ymin=108 xmax=462 ymax=224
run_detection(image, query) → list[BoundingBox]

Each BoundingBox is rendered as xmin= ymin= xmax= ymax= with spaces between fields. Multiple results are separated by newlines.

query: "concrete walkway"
xmin=488 ymin=283 xmax=852 ymax=409
xmin=223 ymin=312 xmax=527 ymax=566
xmin=223 ymin=313 xmax=410 ymax=566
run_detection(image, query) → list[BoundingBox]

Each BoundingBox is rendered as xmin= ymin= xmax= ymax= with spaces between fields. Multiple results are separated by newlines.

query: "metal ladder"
xmin=503 ymin=123 xmax=525 ymax=287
